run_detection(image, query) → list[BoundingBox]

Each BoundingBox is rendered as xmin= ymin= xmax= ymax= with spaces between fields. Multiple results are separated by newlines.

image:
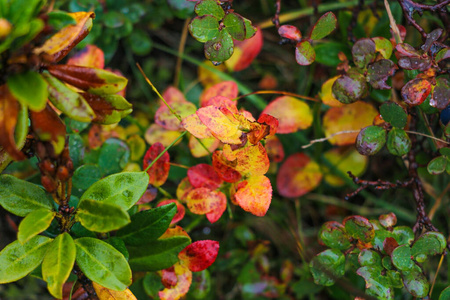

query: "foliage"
xmin=1 ymin=0 xmax=450 ymax=299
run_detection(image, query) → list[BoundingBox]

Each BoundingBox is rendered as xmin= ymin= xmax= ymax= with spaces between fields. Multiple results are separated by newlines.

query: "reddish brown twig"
xmin=272 ymin=0 xmax=281 ymax=29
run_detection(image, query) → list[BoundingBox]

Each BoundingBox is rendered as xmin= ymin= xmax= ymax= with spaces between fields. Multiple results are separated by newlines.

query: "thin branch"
xmin=233 ymin=90 xmax=319 ymax=103
xmin=272 ymin=0 xmax=281 ymax=29
xmin=174 ymin=18 xmax=191 ymax=87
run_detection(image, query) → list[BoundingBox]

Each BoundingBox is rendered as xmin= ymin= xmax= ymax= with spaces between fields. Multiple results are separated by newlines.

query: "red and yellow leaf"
xmin=235 ymin=175 xmax=272 ymax=216
xmin=188 ymin=135 xmax=220 ymax=158
xmin=401 ymin=78 xmax=432 ymax=106
xmin=276 ymin=153 xmax=322 ymax=198
xmin=212 ymin=150 xmax=242 ymax=183
xmin=176 ymin=177 xmax=195 ymax=203
xmin=181 ymin=113 xmax=213 ymax=139
xmin=200 ymin=81 xmax=238 ymax=107
xmin=264 ymin=135 xmax=285 ymax=163
xmin=145 ymin=124 xmax=183 ymax=147
xmin=162 ymin=86 xmax=187 ymax=104
xmin=155 ymin=102 xmax=197 ymax=131
xmin=186 ymin=188 xmax=224 ymax=215
xmin=178 ymin=240 xmax=220 ymax=272
xmin=30 ymin=105 xmax=66 ymax=155
xmin=188 ymin=163 xmax=223 ymax=190
xmin=226 ymin=27 xmax=263 ymax=72
xmin=196 ymin=106 xmax=242 ymax=144
xmin=67 ymin=45 xmax=105 ymax=69
xmin=92 ymin=282 xmax=137 ymax=300
xmin=206 ymin=191 xmax=227 ymax=223
xmin=143 ymin=142 xmax=170 ymax=187
xmin=160 ymin=225 xmax=190 ymax=240
xmin=202 ymin=95 xmax=238 ymax=113
xmin=322 ymin=101 xmax=378 ymax=146
xmin=157 ymin=200 xmax=185 ymax=224
xmin=159 ymin=263 xmax=192 ymax=300
xmin=234 ymin=143 xmax=270 ymax=176
xmin=261 ymin=96 xmax=312 ymax=133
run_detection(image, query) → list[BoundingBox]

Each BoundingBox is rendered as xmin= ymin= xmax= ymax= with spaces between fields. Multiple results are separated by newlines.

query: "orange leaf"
xmin=143 ymin=142 xmax=170 ymax=187
xmin=200 ymin=81 xmax=238 ymax=107
xmin=158 ymin=262 xmax=192 ymax=300
xmin=176 ymin=177 xmax=195 ymax=203
xmin=196 ymin=106 xmax=242 ymax=144
xmin=157 ymin=200 xmax=185 ymax=224
xmin=323 ymin=101 xmax=378 ymax=146
xmin=188 ymin=135 xmax=220 ymax=158
xmin=188 ymin=164 xmax=223 ymax=190
xmin=160 ymin=225 xmax=190 ymax=240
xmin=181 ymin=113 xmax=212 ymax=139
xmin=261 ymin=96 xmax=312 ymax=133
xmin=178 ymin=240 xmax=220 ymax=272
xmin=206 ymin=192 xmax=227 ymax=223
xmin=155 ymin=102 xmax=197 ymax=131
xmin=202 ymin=95 xmax=238 ymax=113
xmin=30 ymin=105 xmax=66 ymax=155
xmin=145 ymin=124 xmax=183 ymax=147
xmin=186 ymin=188 xmax=224 ymax=215
xmin=264 ymin=135 xmax=285 ymax=163
xmin=226 ymin=27 xmax=263 ymax=72
xmin=235 ymin=175 xmax=272 ymax=216
xmin=212 ymin=150 xmax=242 ymax=183
xmin=34 ymin=12 xmax=95 ymax=63
xmin=276 ymin=153 xmax=322 ymax=198
xmin=92 ymin=282 xmax=137 ymax=300
xmin=67 ymin=45 xmax=105 ymax=69
xmin=234 ymin=143 xmax=270 ymax=176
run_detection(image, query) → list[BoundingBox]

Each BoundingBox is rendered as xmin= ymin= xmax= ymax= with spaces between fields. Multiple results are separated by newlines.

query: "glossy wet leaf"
xmin=332 ymin=70 xmax=368 ymax=104
xmin=430 ymin=77 xmax=450 ymax=110
xmin=392 ymin=226 xmax=415 ymax=246
xmin=295 ymin=41 xmax=315 ymax=65
xmin=318 ymin=221 xmax=351 ymax=250
xmin=18 ymin=209 xmax=55 ymax=244
xmin=0 ymin=174 xmax=53 ymax=217
xmin=223 ymin=12 xmax=246 ymax=41
xmin=212 ymin=150 xmax=242 ymax=183
xmin=356 ymin=126 xmax=387 ymax=156
xmin=343 ymin=215 xmax=374 ymax=243
xmin=358 ymin=249 xmax=381 ymax=266
xmin=189 ymin=15 xmax=220 ymax=43
xmin=439 ymin=286 xmax=450 ymax=300
xmin=179 ymin=240 xmax=219 ymax=272
xmin=204 ymin=29 xmax=234 ymax=62
xmin=356 ymin=266 xmax=394 ymax=300
xmin=67 ymin=44 xmax=105 ymax=69
xmin=319 ymin=76 xmax=344 ymax=107
xmin=128 ymin=236 xmax=191 ymax=272
xmin=97 ymin=138 xmax=130 ymax=175
xmin=387 ymin=128 xmax=411 ymax=156
xmin=310 ymin=12 xmax=337 ymax=40
xmin=401 ymin=78 xmax=432 ymax=106
xmin=93 ymin=282 xmax=137 ymax=300
xmin=323 ymin=101 xmax=378 ymax=146
xmin=117 ymin=203 xmax=177 ymax=246
xmin=427 ymin=156 xmax=447 ymax=175
xmin=411 ymin=231 xmax=447 ymax=261
xmin=155 ymin=101 xmax=197 ymax=131
xmin=30 ymin=104 xmax=66 ymax=155
xmin=42 ymin=233 xmax=76 ymax=299
xmin=7 ymin=71 xmax=48 ymax=112
xmin=143 ymin=142 xmax=170 ymax=187
xmin=391 ymin=244 xmax=414 ymax=271
xmin=235 ymin=175 xmax=272 ymax=217
xmin=310 ymin=249 xmax=345 ymax=286
xmin=75 ymin=237 xmax=132 ymax=291
xmin=323 ymin=147 xmax=368 ymax=186
xmin=380 ymin=102 xmax=407 ymax=128
xmin=367 ymin=59 xmax=396 ymax=89
xmin=0 ymin=236 xmax=52 ymax=283
xmin=278 ymin=25 xmax=301 ymax=41
xmin=80 ymin=171 xmax=149 ymax=210
xmin=159 ymin=262 xmax=192 ymax=300
xmin=194 ymin=0 xmax=224 ymax=19
xmin=72 ymin=164 xmax=102 ymax=191
xmin=372 ymin=37 xmax=393 ymax=59
xmin=261 ymin=96 xmax=312 ymax=133
xmin=352 ymin=38 xmax=376 ymax=69
xmin=277 ymin=153 xmax=322 ymax=198
xmin=402 ymin=265 xmax=430 ymax=298
xmin=77 ymin=199 xmax=130 ymax=232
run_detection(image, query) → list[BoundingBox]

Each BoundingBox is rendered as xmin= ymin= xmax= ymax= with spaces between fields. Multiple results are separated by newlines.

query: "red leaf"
xmin=264 ymin=135 xmax=285 ymax=163
xmin=185 ymin=188 xmax=217 ymax=214
xmin=226 ymin=27 xmax=263 ymax=72
xmin=401 ymin=78 xmax=432 ymax=106
xmin=67 ymin=45 xmax=105 ymax=69
xmin=200 ymin=81 xmax=238 ymax=107
xmin=278 ymin=25 xmax=301 ymax=41
xmin=143 ymin=142 xmax=170 ymax=187
xmin=235 ymin=175 xmax=272 ymax=216
xmin=276 ymin=153 xmax=322 ymax=198
xmin=162 ymin=86 xmax=187 ymax=104
xmin=202 ymin=95 xmax=238 ymax=113
xmin=176 ymin=177 xmax=195 ymax=203
xmin=178 ymin=240 xmax=220 ymax=272
xmin=157 ymin=200 xmax=185 ymax=224
xmin=159 ymin=263 xmax=192 ymax=300
xmin=212 ymin=150 xmax=242 ymax=183
xmin=187 ymin=163 xmax=223 ymax=190
xmin=206 ymin=191 xmax=227 ymax=223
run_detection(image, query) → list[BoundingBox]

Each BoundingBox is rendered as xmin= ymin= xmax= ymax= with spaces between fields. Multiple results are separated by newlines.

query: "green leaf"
xmin=352 ymin=38 xmax=376 ymax=69
xmin=47 ymin=10 xmax=76 ymax=30
xmin=356 ymin=265 xmax=394 ymax=299
xmin=42 ymin=233 xmax=76 ymax=299
xmin=427 ymin=156 xmax=447 ymax=175
xmin=372 ymin=37 xmax=393 ymax=59
xmin=295 ymin=40 xmax=315 ymax=66
xmin=43 ymin=73 xmax=95 ymax=123
xmin=80 ymin=171 xmax=149 ymax=210
xmin=358 ymin=249 xmax=381 ymax=267
xmin=75 ymin=237 xmax=132 ymax=291
xmin=440 ymin=147 xmax=450 ymax=157
xmin=18 ymin=209 xmax=55 ymax=244
xmin=7 ymin=71 xmax=48 ymax=112
xmin=387 ymin=128 xmax=411 ymax=156
xmin=391 ymin=244 xmax=414 ymax=271
xmin=313 ymin=42 xmax=349 ymax=67
xmin=343 ymin=215 xmax=375 ymax=243
xmin=129 ymin=29 xmax=153 ymax=56
xmin=103 ymin=11 xmax=126 ymax=28
xmin=440 ymin=286 xmax=450 ymax=300
xmin=356 ymin=126 xmax=387 ymax=156
xmin=392 ymin=226 xmax=414 ymax=246
xmin=194 ymin=0 xmax=224 ymax=19
xmin=204 ymin=29 xmax=234 ymax=63
xmin=402 ymin=265 xmax=430 ymax=298
xmin=0 ymin=235 xmax=52 ymax=283
xmin=128 ymin=236 xmax=191 ymax=272
xmin=0 ymin=174 xmax=53 ymax=217
xmin=411 ymin=231 xmax=447 ymax=262
xmin=223 ymin=12 xmax=246 ymax=41
xmin=380 ymin=102 xmax=408 ymax=128
xmin=310 ymin=12 xmax=337 ymax=40
xmin=309 ymin=249 xmax=345 ymax=286
xmin=332 ymin=70 xmax=368 ymax=104
xmin=105 ymin=237 xmax=129 ymax=261
xmin=98 ymin=138 xmax=130 ymax=175
xmin=72 ymin=164 xmax=102 ymax=191
xmin=117 ymin=203 xmax=177 ymax=246
xmin=243 ymin=17 xmax=256 ymax=39
xmin=435 ymin=48 xmax=449 ymax=63
xmin=77 ymin=199 xmax=130 ymax=232
xmin=189 ymin=15 xmax=220 ymax=43
xmin=317 ymin=221 xmax=351 ymax=250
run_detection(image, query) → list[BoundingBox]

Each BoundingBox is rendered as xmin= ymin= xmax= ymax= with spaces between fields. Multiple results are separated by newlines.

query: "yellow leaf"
xmin=92 ymin=282 xmax=137 ymax=300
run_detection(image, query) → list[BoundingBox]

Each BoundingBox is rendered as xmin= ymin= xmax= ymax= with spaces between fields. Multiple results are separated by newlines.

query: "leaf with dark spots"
xmin=178 ymin=240 xmax=219 ymax=272
xmin=47 ymin=65 xmax=127 ymax=95
xmin=0 ymin=85 xmax=26 ymax=160
xmin=212 ymin=150 xmax=241 ymax=183
xmin=30 ymin=105 xmax=66 ymax=155
xmin=34 ymin=12 xmax=95 ymax=63
xmin=82 ymin=93 xmax=132 ymax=125
xmin=332 ymin=70 xmax=368 ymax=104
xmin=155 ymin=101 xmax=197 ymax=131
xmin=367 ymin=59 xmax=396 ymax=89
xmin=401 ymin=78 xmax=432 ymax=106
xmin=356 ymin=126 xmax=387 ymax=156
xmin=352 ymin=38 xmax=376 ymax=69
xmin=356 ymin=266 xmax=394 ymax=299
xmin=343 ymin=215 xmax=374 ymax=243
xmin=395 ymin=43 xmax=420 ymax=58
xmin=223 ymin=12 xmax=246 ymax=41
xmin=278 ymin=25 xmax=301 ymax=42
xmin=421 ymin=28 xmax=443 ymax=52
xmin=143 ymin=142 xmax=170 ymax=187
xmin=398 ymin=56 xmax=431 ymax=71
xmin=204 ymin=29 xmax=234 ymax=63
xmin=430 ymin=77 xmax=450 ymax=110
xmin=379 ymin=212 xmax=397 ymax=228
xmin=295 ymin=40 xmax=315 ymax=65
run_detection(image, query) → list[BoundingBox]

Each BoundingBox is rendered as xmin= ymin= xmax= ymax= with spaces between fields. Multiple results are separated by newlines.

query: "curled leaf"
xmin=82 ymin=93 xmax=132 ymax=125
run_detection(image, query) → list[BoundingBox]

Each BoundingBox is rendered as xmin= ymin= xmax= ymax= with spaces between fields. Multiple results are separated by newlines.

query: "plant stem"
xmin=144 ymin=131 xmax=187 ymax=173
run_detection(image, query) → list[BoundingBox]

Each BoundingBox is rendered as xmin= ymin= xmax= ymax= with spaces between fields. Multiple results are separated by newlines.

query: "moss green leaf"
xmin=194 ymin=0 xmax=224 ymax=19
xmin=223 ymin=12 xmax=246 ymax=41
xmin=189 ymin=15 xmax=220 ymax=43
xmin=77 ymin=199 xmax=130 ymax=232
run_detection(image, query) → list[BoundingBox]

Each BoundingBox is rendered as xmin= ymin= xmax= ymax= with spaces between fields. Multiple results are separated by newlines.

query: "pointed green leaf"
xmin=0 ymin=235 xmax=52 ymax=283
xmin=42 ymin=233 xmax=76 ymax=299
xmin=77 ymin=199 xmax=130 ymax=232
xmin=380 ymin=102 xmax=407 ymax=128
xmin=194 ymin=0 xmax=224 ymax=19
xmin=295 ymin=40 xmax=315 ymax=65
xmin=310 ymin=12 xmax=337 ymax=40
xmin=18 ymin=209 xmax=55 ymax=244
xmin=43 ymin=73 xmax=95 ymax=122
xmin=75 ymin=237 xmax=132 ymax=291
xmin=223 ymin=12 xmax=246 ymax=41
xmin=128 ymin=236 xmax=191 ymax=272
xmin=7 ymin=71 xmax=48 ymax=112
xmin=243 ymin=17 xmax=257 ymax=39
xmin=0 ymin=174 xmax=53 ymax=217
xmin=80 ymin=171 xmax=149 ymax=210
xmin=117 ymin=203 xmax=177 ymax=246
xmin=204 ymin=29 xmax=234 ymax=63
xmin=189 ymin=15 xmax=220 ymax=43
xmin=309 ymin=249 xmax=345 ymax=286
